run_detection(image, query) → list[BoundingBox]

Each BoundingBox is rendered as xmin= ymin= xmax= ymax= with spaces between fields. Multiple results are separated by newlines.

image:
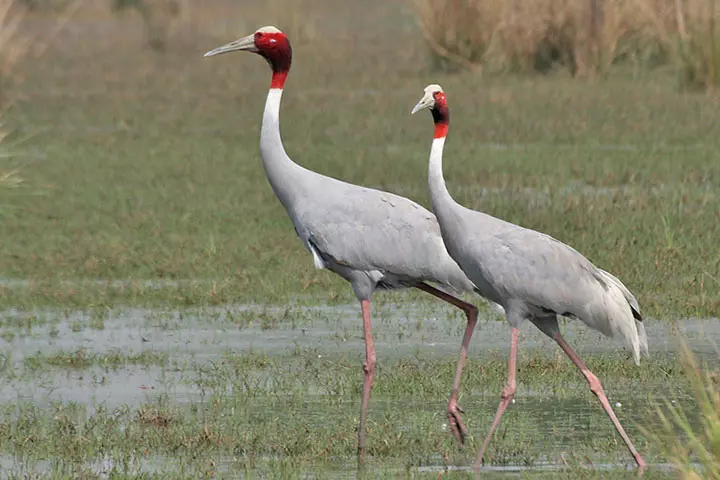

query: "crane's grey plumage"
xmin=260 ymin=92 xmax=476 ymax=298
xmin=204 ymin=27 xmax=499 ymax=461
xmin=412 ymin=84 xmax=648 ymax=472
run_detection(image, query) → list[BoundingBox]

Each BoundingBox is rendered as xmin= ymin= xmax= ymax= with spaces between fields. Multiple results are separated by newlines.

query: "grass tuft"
xmin=646 ymin=338 xmax=720 ymax=479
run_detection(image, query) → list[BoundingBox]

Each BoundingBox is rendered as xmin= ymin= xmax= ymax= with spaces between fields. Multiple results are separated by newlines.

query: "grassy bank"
xmin=2 ymin=0 xmax=718 ymax=316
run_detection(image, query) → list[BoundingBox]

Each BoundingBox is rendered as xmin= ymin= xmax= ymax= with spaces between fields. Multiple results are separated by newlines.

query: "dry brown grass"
xmin=412 ymin=0 xmax=646 ymax=75
xmin=413 ymin=0 xmax=719 ymax=86
xmin=638 ymin=0 xmax=720 ymax=90
xmin=0 ymin=127 xmax=21 ymax=189
xmin=412 ymin=0 xmax=501 ymax=71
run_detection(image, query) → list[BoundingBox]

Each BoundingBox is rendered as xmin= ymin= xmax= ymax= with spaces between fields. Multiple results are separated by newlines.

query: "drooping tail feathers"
xmin=597 ymin=268 xmax=649 ymax=364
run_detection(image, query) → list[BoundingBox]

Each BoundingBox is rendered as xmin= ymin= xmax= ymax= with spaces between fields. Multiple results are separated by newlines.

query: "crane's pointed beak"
xmin=204 ymin=34 xmax=257 ymax=57
xmin=411 ymin=94 xmax=434 ymax=115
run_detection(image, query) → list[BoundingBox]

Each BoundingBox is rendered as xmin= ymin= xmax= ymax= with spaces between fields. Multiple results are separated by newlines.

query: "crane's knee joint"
xmin=363 ymin=356 xmax=376 ymax=375
xmin=586 ymin=374 xmax=603 ymax=395
xmin=501 ymin=384 xmax=516 ymax=400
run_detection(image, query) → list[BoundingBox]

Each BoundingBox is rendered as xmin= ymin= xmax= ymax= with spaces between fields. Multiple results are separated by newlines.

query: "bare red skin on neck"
xmin=254 ymin=32 xmax=292 ymax=89
xmin=271 ymin=71 xmax=288 ymax=89
xmin=432 ymin=92 xmax=449 ymax=139
xmin=434 ymin=123 xmax=449 ymax=139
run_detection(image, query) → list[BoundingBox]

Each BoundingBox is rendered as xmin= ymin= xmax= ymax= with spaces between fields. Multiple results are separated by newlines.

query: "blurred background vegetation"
xmin=414 ymin=0 xmax=720 ymax=91
xmin=7 ymin=0 xmax=720 ymax=87
xmin=0 ymin=0 xmax=716 ymax=311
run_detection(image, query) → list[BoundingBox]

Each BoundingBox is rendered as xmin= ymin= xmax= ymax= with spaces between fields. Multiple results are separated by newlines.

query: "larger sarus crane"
xmin=411 ymin=84 xmax=648 ymax=472
xmin=204 ymin=27 xmax=499 ymax=461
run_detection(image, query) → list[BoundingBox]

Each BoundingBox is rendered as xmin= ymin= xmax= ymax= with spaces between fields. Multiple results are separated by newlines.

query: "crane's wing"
xmin=476 ymin=227 xmax=621 ymax=315
xmin=293 ymin=185 xmax=457 ymax=284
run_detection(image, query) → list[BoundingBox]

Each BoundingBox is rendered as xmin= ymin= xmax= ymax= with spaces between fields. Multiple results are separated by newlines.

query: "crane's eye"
xmin=269 ymin=38 xmax=277 ymax=44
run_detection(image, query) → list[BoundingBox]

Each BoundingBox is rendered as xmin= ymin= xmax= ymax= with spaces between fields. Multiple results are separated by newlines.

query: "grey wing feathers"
xmin=478 ymin=227 xmax=620 ymax=314
xmin=297 ymin=186 xmax=459 ymax=284
xmin=596 ymin=269 xmax=642 ymax=321
xmin=473 ymin=225 xmax=647 ymax=358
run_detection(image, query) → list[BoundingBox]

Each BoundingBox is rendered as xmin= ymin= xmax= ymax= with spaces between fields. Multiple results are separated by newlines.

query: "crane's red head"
xmin=204 ymin=26 xmax=292 ymax=89
xmin=411 ymin=84 xmax=449 ymax=139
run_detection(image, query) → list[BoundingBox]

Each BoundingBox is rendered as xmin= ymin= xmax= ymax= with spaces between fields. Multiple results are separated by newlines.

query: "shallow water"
xmin=0 ymin=303 xmax=715 ymax=477
xmin=3 ymin=302 xmax=718 ymax=357
xmin=0 ymin=303 xmax=717 ymax=407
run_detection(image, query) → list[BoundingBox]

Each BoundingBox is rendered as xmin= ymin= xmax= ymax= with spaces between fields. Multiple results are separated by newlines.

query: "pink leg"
xmin=473 ymin=327 xmax=519 ymax=471
xmin=358 ymin=299 xmax=376 ymax=464
xmin=416 ymin=283 xmax=478 ymax=446
xmin=554 ymin=333 xmax=646 ymax=471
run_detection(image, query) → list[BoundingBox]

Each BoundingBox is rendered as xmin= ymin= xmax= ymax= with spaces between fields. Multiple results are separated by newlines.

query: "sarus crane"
xmin=204 ymin=27 xmax=501 ymax=461
xmin=412 ymin=84 xmax=648 ymax=472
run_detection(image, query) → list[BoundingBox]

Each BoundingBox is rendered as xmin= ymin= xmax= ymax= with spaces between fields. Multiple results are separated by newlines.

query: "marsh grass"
xmin=647 ymin=339 xmax=720 ymax=479
xmin=0 ymin=0 xmax=26 ymax=195
xmin=22 ymin=348 xmax=169 ymax=371
xmin=0 ymin=0 xmax=717 ymax=316
xmin=0 ymin=346 xmax=688 ymax=477
xmin=0 ymin=125 xmax=21 ymax=192
xmin=0 ymin=0 xmax=82 ymax=199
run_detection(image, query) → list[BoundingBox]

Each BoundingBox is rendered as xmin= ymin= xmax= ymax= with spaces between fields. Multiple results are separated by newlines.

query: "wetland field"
xmin=1 ymin=0 xmax=719 ymax=478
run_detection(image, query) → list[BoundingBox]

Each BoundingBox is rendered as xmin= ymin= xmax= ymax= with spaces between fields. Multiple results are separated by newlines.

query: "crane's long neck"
xmin=427 ymin=112 xmax=460 ymax=223
xmin=259 ymin=70 xmax=305 ymax=211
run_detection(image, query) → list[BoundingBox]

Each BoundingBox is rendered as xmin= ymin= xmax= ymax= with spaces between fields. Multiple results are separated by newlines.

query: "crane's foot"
xmin=447 ymin=400 xmax=467 ymax=447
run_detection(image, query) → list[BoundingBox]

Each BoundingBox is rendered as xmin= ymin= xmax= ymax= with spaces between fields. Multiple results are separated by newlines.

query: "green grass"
xmin=0 ymin=0 xmax=718 ymax=477
xmin=21 ymin=348 xmax=168 ymax=372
